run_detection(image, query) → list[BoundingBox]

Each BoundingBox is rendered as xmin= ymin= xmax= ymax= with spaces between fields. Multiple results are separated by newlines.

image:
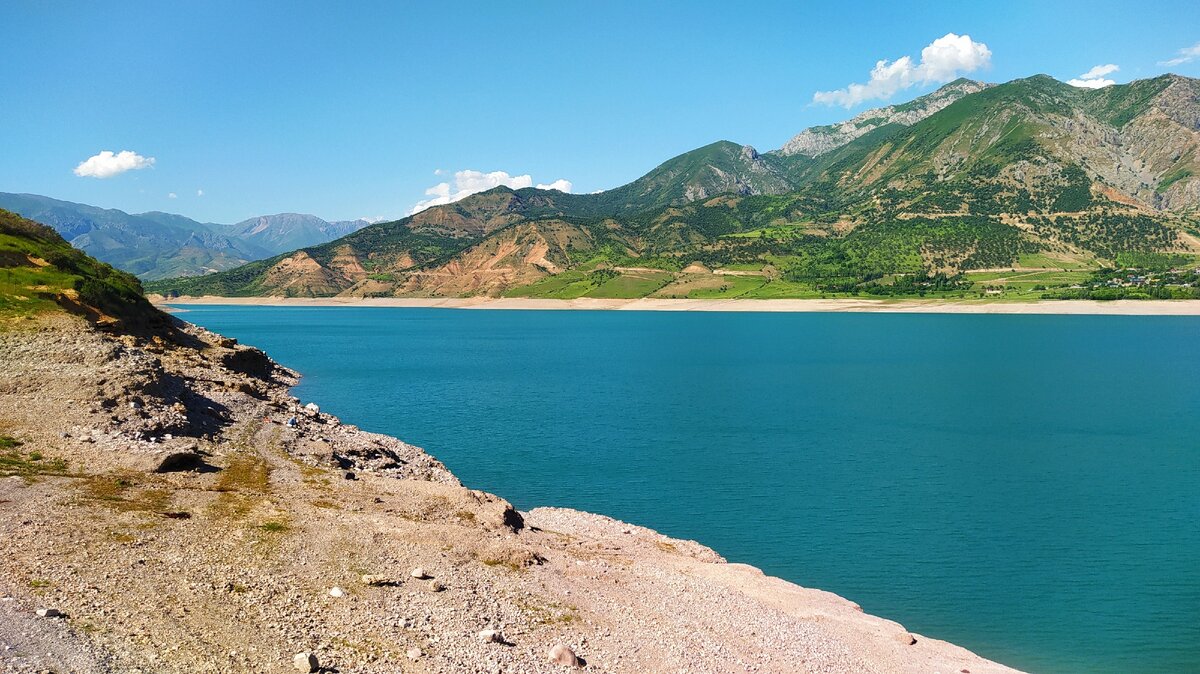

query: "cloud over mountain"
xmin=1068 ymin=64 xmax=1119 ymax=89
xmin=813 ymin=33 xmax=991 ymax=108
xmin=410 ymin=170 xmax=573 ymax=214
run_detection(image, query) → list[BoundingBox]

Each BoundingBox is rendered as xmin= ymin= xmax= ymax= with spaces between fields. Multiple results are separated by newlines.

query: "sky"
xmin=1 ymin=0 xmax=1198 ymax=223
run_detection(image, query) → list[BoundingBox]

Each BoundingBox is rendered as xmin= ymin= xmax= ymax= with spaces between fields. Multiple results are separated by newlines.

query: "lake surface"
xmin=176 ymin=305 xmax=1200 ymax=674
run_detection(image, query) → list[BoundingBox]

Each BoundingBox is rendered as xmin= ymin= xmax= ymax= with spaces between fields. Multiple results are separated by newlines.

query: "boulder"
xmin=478 ymin=629 xmax=504 ymax=644
xmin=548 ymin=644 xmax=582 ymax=667
xmin=154 ymin=451 xmax=204 ymax=473
xmin=292 ymin=652 xmax=319 ymax=672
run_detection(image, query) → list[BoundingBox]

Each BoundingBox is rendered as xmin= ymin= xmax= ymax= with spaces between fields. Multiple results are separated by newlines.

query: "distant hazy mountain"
xmin=0 ymin=193 xmax=371 ymax=279
xmin=150 ymin=73 xmax=1200 ymax=301
xmin=230 ymin=213 xmax=372 ymax=253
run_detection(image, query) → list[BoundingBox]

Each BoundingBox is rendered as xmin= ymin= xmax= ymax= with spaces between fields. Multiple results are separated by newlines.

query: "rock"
xmin=343 ymin=471 xmax=356 ymax=480
xmin=406 ymin=648 xmax=422 ymax=660
xmin=896 ymin=631 xmax=916 ymax=646
xmin=328 ymin=587 xmax=345 ymax=598
xmin=292 ymin=652 xmax=319 ymax=672
xmin=548 ymin=644 xmax=581 ymax=667
xmin=478 ymin=629 xmax=504 ymax=644
xmin=154 ymin=452 xmax=204 ymax=473
xmin=304 ymin=402 xmax=320 ymax=416
xmin=360 ymin=574 xmax=392 ymax=586
xmin=221 ymin=347 xmax=274 ymax=379
xmin=35 ymin=608 xmax=61 ymax=618
xmin=428 ymin=580 xmax=444 ymax=592
xmin=410 ymin=567 xmax=428 ymax=579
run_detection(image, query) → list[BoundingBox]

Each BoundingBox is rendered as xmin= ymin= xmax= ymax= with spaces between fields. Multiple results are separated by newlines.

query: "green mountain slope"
xmin=147 ymin=73 xmax=1200 ymax=301
xmin=0 ymin=208 xmax=160 ymax=327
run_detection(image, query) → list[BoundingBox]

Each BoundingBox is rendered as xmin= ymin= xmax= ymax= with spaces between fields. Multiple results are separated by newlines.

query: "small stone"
xmin=360 ymin=574 xmax=391 ymax=586
xmin=292 ymin=652 xmax=319 ymax=672
xmin=548 ymin=644 xmax=581 ymax=667
xmin=478 ymin=629 xmax=504 ymax=644
xmin=428 ymin=580 xmax=444 ymax=592
xmin=304 ymin=402 xmax=320 ymax=416
xmin=410 ymin=567 xmax=428 ymax=579
xmin=406 ymin=648 xmax=422 ymax=660
xmin=328 ymin=587 xmax=345 ymax=598
xmin=896 ymin=631 xmax=916 ymax=646
xmin=35 ymin=608 xmax=61 ymax=618
xmin=343 ymin=471 xmax=356 ymax=480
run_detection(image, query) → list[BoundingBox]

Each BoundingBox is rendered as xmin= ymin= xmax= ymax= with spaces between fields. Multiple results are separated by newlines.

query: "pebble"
xmin=360 ymin=574 xmax=391 ymax=586
xmin=406 ymin=648 xmax=423 ymax=660
xmin=292 ymin=652 xmax=319 ymax=672
xmin=548 ymin=643 xmax=582 ymax=667
xmin=328 ymin=587 xmax=345 ymax=598
xmin=36 ymin=608 xmax=62 ymax=618
xmin=410 ymin=567 xmax=428 ymax=579
xmin=478 ymin=629 xmax=504 ymax=644
xmin=428 ymin=580 xmax=445 ymax=592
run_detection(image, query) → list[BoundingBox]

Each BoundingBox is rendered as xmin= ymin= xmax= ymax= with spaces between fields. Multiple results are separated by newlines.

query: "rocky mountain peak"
xmin=775 ymin=79 xmax=991 ymax=157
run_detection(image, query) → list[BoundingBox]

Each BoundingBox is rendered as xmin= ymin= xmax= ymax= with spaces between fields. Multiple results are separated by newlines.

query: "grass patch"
xmin=584 ymin=271 xmax=673 ymax=298
xmin=0 ymin=444 xmax=69 ymax=479
xmin=79 ymin=475 xmax=172 ymax=513
xmin=211 ymin=454 xmax=272 ymax=519
xmin=683 ymin=275 xmax=766 ymax=299
xmin=257 ymin=520 xmax=289 ymax=533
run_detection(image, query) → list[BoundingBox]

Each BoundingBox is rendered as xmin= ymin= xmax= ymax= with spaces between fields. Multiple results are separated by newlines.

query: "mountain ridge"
xmin=59 ymin=74 xmax=1200 ymax=299
xmin=0 ymin=193 xmax=372 ymax=280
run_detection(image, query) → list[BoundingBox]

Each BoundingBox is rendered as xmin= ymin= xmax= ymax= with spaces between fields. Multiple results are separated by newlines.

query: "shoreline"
xmin=154 ymin=294 xmax=1200 ymax=315
xmin=0 ymin=313 xmax=1023 ymax=673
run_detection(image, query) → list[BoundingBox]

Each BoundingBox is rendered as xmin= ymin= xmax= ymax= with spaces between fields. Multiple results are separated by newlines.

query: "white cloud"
xmin=168 ymin=192 xmax=177 ymax=199
xmin=197 ymin=189 xmax=205 ymax=197
xmin=536 ymin=179 xmax=573 ymax=193
xmin=73 ymin=150 xmax=156 ymax=178
xmin=813 ymin=33 xmax=992 ymax=108
xmin=1159 ymin=42 xmax=1200 ymax=67
xmin=1068 ymin=63 xmax=1119 ymax=88
xmin=409 ymin=169 xmax=573 ymax=214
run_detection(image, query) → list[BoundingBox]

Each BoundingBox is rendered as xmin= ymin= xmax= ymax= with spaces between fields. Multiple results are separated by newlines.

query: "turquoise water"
xmin=176 ymin=306 xmax=1200 ymax=674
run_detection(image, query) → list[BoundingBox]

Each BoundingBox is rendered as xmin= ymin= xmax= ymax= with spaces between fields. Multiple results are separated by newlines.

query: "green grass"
xmin=503 ymin=271 xmax=598 ymax=299
xmin=585 ymin=272 xmax=673 ymax=298
xmin=1015 ymin=252 xmax=1098 ymax=270
xmin=965 ymin=269 xmax=1093 ymax=289
xmin=0 ymin=210 xmax=155 ymax=324
xmin=738 ymin=280 xmax=826 ymax=298
xmin=684 ymin=275 xmax=767 ymax=299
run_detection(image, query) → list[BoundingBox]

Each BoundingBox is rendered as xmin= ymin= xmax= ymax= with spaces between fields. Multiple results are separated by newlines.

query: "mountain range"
xmin=0 ymin=193 xmax=372 ymax=280
xmin=50 ymin=74 xmax=1200 ymax=299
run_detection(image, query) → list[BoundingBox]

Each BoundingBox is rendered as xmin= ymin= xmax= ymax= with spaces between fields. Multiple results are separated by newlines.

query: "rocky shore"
xmin=0 ymin=312 xmax=1021 ymax=673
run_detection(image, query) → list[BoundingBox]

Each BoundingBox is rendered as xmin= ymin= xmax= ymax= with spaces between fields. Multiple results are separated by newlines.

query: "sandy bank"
xmin=155 ymin=294 xmax=1200 ymax=315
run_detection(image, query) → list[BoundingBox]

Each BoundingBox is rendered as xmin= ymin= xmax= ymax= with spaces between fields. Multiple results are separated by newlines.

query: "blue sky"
xmin=1 ymin=0 xmax=1198 ymax=223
